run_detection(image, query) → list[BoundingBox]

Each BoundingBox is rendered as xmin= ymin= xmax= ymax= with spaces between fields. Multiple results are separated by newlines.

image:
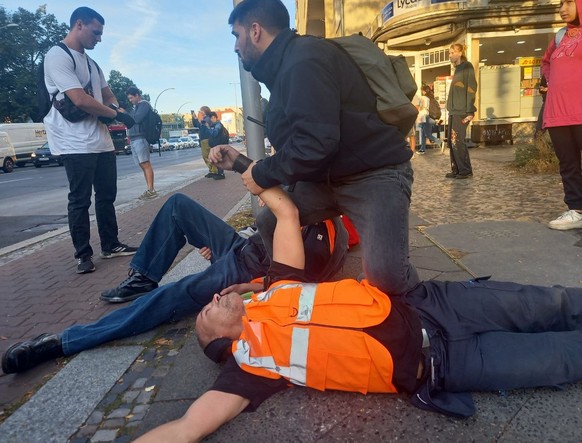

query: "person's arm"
xmin=207 ymin=121 xmax=223 ymax=137
xmin=541 ymin=40 xmax=555 ymax=84
xmin=465 ymin=63 xmax=478 ymax=120
xmin=258 ymin=187 xmax=305 ymax=271
xmin=134 ymin=390 xmax=249 ymax=443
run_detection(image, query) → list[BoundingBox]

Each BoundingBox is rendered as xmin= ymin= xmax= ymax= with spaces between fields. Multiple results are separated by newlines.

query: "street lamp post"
xmin=153 ymin=87 xmax=174 ymax=155
xmin=175 ymin=102 xmax=192 ymax=132
xmin=0 ymin=23 xmax=18 ymax=30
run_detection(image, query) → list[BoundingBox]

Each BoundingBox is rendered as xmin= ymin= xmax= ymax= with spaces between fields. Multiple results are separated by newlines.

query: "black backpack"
xmin=208 ymin=123 xmax=230 ymax=147
xmin=428 ymin=96 xmax=442 ymax=120
xmin=141 ymin=104 xmax=163 ymax=144
xmin=36 ymin=42 xmax=102 ymax=122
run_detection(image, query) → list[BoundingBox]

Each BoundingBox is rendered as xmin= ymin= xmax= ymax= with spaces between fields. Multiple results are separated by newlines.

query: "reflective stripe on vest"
xmin=233 ymin=279 xmax=398 ymax=394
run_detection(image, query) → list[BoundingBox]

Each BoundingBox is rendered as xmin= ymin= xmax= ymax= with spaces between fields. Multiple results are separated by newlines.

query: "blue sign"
xmin=382 ymin=2 xmax=394 ymax=23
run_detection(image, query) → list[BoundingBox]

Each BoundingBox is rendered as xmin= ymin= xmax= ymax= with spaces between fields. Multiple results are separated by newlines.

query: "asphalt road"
xmin=0 ymin=148 xmax=206 ymax=250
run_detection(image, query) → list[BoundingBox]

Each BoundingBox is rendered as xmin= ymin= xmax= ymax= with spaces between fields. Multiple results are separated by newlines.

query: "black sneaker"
xmin=213 ymin=173 xmax=225 ymax=180
xmin=100 ymin=243 xmax=138 ymax=259
xmin=100 ymin=269 xmax=158 ymax=303
xmin=205 ymin=172 xmax=217 ymax=178
xmin=77 ymin=256 xmax=95 ymax=274
xmin=455 ymin=173 xmax=473 ymax=179
xmin=445 ymin=172 xmax=458 ymax=178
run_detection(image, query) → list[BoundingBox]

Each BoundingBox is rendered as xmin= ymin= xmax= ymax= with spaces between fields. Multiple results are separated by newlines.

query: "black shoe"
xmin=213 ymin=173 xmax=225 ymax=180
xmin=445 ymin=172 xmax=458 ymax=178
xmin=455 ymin=173 xmax=473 ymax=179
xmin=205 ymin=172 xmax=217 ymax=178
xmin=77 ymin=256 xmax=95 ymax=274
xmin=100 ymin=269 xmax=158 ymax=303
xmin=2 ymin=333 xmax=64 ymax=374
xmin=100 ymin=243 xmax=138 ymax=259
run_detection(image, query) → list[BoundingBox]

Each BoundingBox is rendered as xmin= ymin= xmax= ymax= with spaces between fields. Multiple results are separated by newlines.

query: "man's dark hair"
xmin=126 ymin=86 xmax=142 ymax=96
xmin=209 ymin=112 xmax=218 ymax=119
xmin=70 ymin=7 xmax=105 ymax=28
xmin=228 ymin=0 xmax=290 ymax=33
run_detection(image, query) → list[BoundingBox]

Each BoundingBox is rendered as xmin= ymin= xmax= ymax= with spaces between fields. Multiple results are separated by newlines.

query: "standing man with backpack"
xmin=126 ymin=86 xmax=157 ymax=200
xmin=210 ymin=0 xmax=419 ymax=298
xmin=42 ymin=6 xmax=137 ymax=274
xmin=208 ymin=112 xmax=229 ymax=180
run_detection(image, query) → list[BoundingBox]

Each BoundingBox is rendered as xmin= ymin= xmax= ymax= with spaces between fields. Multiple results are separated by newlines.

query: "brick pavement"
xmin=0 ymin=171 xmax=247 ymax=411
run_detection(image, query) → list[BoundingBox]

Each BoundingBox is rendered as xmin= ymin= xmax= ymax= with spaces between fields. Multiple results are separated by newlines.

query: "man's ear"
xmin=249 ymin=22 xmax=262 ymax=44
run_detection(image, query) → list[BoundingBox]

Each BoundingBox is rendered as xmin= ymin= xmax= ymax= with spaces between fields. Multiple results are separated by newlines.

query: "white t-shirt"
xmin=43 ymin=44 xmax=114 ymax=155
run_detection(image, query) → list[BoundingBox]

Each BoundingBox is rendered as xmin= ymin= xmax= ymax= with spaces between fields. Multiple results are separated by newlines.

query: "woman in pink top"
xmin=542 ymin=0 xmax=582 ymax=230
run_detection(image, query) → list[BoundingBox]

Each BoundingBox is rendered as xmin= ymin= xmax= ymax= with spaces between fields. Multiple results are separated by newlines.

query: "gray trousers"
xmin=256 ymin=164 xmax=420 ymax=296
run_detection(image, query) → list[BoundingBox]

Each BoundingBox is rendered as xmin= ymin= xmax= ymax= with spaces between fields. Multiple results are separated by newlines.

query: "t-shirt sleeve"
xmin=265 ymin=261 xmax=307 ymax=287
xmin=210 ymin=356 xmax=289 ymax=412
xmin=44 ymin=47 xmax=82 ymax=96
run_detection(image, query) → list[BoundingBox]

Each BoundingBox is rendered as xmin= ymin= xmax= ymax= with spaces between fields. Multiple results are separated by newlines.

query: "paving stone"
xmin=90 ymin=429 xmax=118 ymax=442
xmin=107 ymin=408 xmax=131 ymax=419
xmin=121 ymin=390 xmax=140 ymax=403
xmin=131 ymin=378 xmax=148 ymax=390
xmin=102 ymin=418 xmax=126 ymax=428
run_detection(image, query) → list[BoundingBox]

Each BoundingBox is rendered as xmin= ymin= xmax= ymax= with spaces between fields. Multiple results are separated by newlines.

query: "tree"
xmin=107 ymin=70 xmax=151 ymax=111
xmin=0 ymin=6 xmax=146 ymax=122
xmin=0 ymin=6 xmax=69 ymax=122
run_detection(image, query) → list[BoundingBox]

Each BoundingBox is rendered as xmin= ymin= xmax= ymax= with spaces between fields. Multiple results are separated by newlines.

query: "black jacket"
xmin=250 ymin=29 xmax=412 ymax=188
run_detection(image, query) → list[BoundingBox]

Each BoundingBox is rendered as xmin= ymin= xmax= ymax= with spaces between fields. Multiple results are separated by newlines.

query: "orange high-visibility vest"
xmin=232 ymin=279 xmax=398 ymax=394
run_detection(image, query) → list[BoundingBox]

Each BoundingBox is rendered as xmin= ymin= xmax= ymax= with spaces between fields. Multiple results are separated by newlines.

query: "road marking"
xmin=0 ymin=177 xmax=33 ymax=185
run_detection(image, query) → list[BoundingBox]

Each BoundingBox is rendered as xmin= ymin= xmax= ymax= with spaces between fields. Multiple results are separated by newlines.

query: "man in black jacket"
xmin=210 ymin=0 xmax=418 ymax=296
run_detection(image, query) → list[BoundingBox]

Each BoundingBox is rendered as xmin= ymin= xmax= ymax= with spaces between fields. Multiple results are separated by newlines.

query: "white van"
xmin=0 ymin=123 xmax=47 ymax=167
xmin=0 ymin=131 xmax=16 ymax=173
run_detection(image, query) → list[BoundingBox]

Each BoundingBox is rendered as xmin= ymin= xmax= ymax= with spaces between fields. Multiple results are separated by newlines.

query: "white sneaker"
xmin=548 ymin=210 xmax=582 ymax=230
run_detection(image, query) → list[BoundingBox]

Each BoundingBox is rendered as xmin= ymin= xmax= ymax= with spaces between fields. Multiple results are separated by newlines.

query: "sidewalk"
xmin=2 ymin=145 xmax=582 ymax=442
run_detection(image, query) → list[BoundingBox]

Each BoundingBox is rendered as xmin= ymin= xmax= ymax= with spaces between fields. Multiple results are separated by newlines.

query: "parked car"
xmin=179 ymin=136 xmax=194 ymax=149
xmin=167 ymin=137 xmax=181 ymax=150
xmin=31 ymin=142 xmax=63 ymax=167
xmin=229 ymin=136 xmax=243 ymax=144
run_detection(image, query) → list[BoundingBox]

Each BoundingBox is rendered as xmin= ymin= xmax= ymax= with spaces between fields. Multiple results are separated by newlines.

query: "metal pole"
xmin=233 ymin=0 xmax=265 ymax=216
xmin=153 ymin=87 xmax=175 ymax=156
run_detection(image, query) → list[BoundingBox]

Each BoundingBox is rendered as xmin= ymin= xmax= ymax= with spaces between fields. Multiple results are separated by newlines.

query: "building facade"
xmin=296 ymin=0 xmax=562 ymax=139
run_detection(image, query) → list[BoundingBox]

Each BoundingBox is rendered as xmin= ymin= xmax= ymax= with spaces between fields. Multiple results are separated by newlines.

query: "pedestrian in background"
xmin=193 ymin=106 xmax=220 ymax=179
xmin=207 ymin=112 xmax=227 ymax=180
xmin=126 ymin=86 xmax=157 ymax=200
xmin=43 ymin=6 xmax=136 ymax=274
xmin=445 ymin=43 xmax=477 ymax=179
xmin=542 ymin=0 xmax=582 ymax=231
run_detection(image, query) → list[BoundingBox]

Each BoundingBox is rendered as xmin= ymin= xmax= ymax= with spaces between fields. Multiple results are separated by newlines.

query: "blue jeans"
xmin=62 ymin=194 xmax=252 ymax=355
xmin=408 ymin=279 xmax=582 ymax=393
xmin=419 ymin=118 xmax=438 ymax=152
xmin=62 ymin=151 xmax=119 ymax=258
xmin=256 ymin=164 xmax=419 ymax=296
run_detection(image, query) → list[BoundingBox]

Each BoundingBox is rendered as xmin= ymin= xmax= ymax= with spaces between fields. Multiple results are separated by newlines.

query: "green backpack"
xmin=329 ymin=34 xmax=418 ymax=134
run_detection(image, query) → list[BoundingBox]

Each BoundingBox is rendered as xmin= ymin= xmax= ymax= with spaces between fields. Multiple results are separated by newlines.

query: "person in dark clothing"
xmin=207 ymin=112 xmax=227 ymax=180
xmin=445 ymin=43 xmax=477 ymax=179
xmin=210 ymin=0 xmax=418 ymax=297
xmin=135 ymin=181 xmax=582 ymax=443
xmin=192 ymin=106 xmax=218 ymax=178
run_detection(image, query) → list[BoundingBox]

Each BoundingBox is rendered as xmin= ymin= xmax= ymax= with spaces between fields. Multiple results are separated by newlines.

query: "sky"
xmin=1 ymin=0 xmax=296 ymax=114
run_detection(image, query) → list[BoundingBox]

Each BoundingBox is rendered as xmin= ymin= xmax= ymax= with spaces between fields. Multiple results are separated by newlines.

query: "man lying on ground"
xmin=136 ymin=182 xmax=582 ymax=442
xmin=2 ymin=193 xmax=347 ymax=374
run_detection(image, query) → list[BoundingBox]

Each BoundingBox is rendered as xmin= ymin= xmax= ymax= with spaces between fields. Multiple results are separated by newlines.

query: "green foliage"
xmin=514 ymin=131 xmax=559 ymax=173
xmin=0 ymin=6 xmax=69 ymax=122
xmin=0 ymin=6 xmax=146 ymax=122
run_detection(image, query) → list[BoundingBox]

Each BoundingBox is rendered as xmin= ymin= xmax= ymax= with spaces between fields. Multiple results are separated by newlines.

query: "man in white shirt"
xmin=43 ymin=7 xmax=137 ymax=274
